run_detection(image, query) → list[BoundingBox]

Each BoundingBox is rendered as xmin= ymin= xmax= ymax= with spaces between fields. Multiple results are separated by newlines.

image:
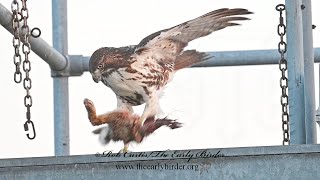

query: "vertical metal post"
xmin=52 ymin=0 xmax=70 ymax=155
xmin=317 ymin=66 xmax=320 ymax=126
xmin=302 ymin=0 xmax=317 ymax=144
xmin=285 ymin=0 xmax=306 ymax=144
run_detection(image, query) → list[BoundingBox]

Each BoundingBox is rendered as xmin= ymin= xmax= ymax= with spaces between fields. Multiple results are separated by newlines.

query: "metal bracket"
xmin=316 ymin=107 xmax=320 ymax=126
xmin=51 ymin=55 xmax=88 ymax=77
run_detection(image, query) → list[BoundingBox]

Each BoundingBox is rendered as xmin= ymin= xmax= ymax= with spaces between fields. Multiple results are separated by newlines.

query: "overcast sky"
xmin=0 ymin=0 xmax=320 ymax=159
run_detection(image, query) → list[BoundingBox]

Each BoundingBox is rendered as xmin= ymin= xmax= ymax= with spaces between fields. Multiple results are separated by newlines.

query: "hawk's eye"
xmin=97 ymin=64 xmax=103 ymax=69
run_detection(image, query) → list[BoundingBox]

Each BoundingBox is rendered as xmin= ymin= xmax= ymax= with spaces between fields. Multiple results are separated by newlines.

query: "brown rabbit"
xmin=83 ymin=98 xmax=182 ymax=152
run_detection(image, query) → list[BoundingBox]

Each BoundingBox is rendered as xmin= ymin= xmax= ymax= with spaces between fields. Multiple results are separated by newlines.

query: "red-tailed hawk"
xmin=89 ymin=8 xmax=252 ymax=127
xmin=84 ymin=98 xmax=182 ymax=152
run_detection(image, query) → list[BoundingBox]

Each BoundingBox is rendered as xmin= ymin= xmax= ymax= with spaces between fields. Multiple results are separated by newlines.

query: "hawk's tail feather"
xmin=174 ymin=50 xmax=213 ymax=70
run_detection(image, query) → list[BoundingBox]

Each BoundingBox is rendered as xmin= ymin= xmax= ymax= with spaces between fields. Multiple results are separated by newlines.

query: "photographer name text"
xmin=96 ymin=149 xmax=224 ymax=162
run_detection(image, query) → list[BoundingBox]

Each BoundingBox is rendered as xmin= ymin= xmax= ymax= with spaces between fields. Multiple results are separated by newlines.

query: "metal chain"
xmin=11 ymin=0 xmax=22 ymax=83
xmin=276 ymin=4 xmax=289 ymax=145
xmin=21 ymin=0 xmax=36 ymax=140
xmin=11 ymin=0 xmax=36 ymax=140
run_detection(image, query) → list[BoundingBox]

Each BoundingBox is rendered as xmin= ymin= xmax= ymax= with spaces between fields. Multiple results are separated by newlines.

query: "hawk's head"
xmin=89 ymin=47 xmax=134 ymax=83
xmin=89 ymin=47 xmax=109 ymax=83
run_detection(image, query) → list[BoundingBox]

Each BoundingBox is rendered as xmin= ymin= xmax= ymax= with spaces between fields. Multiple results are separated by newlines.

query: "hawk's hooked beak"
xmin=92 ymin=73 xmax=101 ymax=83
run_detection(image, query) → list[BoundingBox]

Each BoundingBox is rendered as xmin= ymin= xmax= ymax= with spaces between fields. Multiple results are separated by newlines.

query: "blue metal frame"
xmin=285 ymin=0 xmax=306 ymax=144
xmin=0 ymin=0 xmax=319 ymax=155
xmin=302 ymin=0 xmax=317 ymax=144
xmin=52 ymin=0 xmax=70 ymax=155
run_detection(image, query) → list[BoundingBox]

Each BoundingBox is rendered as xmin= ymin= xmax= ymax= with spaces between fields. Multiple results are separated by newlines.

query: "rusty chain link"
xmin=11 ymin=0 xmax=22 ymax=83
xmin=276 ymin=4 xmax=289 ymax=145
xmin=11 ymin=0 xmax=36 ymax=140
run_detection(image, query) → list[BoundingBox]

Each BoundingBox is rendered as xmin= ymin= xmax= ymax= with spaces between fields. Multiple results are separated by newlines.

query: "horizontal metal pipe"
xmin=195 ymin=48 xmax=320 ymax=67
xmin=196 ymin=49 xmax=286 ymax=67
xmin=0 ymin=3 xmax=67 ymax=71
xmin=75 ymin=48 xmax=320 ymax=73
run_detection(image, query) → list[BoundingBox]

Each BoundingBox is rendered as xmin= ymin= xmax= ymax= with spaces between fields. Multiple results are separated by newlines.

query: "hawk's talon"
xmin=122 ymin=144 xmax=129 ymax=153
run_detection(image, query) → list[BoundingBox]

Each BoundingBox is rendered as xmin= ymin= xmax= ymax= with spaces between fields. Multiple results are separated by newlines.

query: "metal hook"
xmin=24 ymin=120 xmax=36 ymax=140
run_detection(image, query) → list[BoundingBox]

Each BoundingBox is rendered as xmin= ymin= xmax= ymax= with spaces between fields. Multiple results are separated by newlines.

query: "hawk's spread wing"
xmin=134 ymin=8 xmax=252 ymax=62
